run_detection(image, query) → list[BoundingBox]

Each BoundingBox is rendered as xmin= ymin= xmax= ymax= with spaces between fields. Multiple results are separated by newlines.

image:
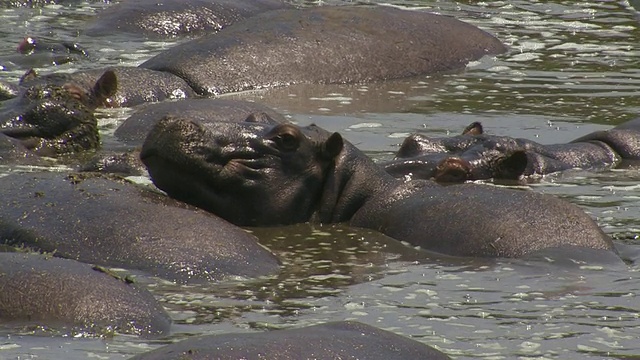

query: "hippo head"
xmin=385 ymin=122 xmax=530 ymax=182
xmin=140 ymin=116 xmax=344 ymax=226
xmin=0 ymin=70 xmax=117 ymax=156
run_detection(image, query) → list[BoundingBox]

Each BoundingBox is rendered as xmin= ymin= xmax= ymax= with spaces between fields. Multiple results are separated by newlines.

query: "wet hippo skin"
xmin=140 ymin=118 xmax=614 ymax=259
xmin=129 ymin=321 xmax=451 ymax=360
xmin=385 ymin=118 xmax=640 ymax=182
xmin=0 ymin=172 xmax=280 ymax=284
xmin=140 ymin=6 xmax=507 ymax=95
xmin=114 ymin=98 xmax=287 ymax=146
xmin=0 ymin=70 xmax=115 ymax=157
xmin=0 ymin=252 xmax=171 ymax=337
xmin=85 ymin=0 xmax=293 ymax=38
xmin=18 ymin=66 xmax=195 ymax=108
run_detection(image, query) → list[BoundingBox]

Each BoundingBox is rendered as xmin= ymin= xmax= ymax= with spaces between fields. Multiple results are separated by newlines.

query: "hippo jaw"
xmin=140 ymin=117 xmax=343 ymax=226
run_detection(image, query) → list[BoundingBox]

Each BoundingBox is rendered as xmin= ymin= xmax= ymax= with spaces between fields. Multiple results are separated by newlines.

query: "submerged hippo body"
xmin=20 ymin=66 xmax=195 ymax=108
xmin=140 ymin=6 xmax=507 ymax=95
xmin=0 ymin=252 xmax=170 ymax=336
xmin=385 ymin=119 xmax=640 ymax=182
xmin=140 ymin=118 xmax=614 ymax=259
xmin=130 ymin=321 xmax=450 ymax=360
xmin=0 ymin=132 xmax=44 ymax=164
xmin=0 ymin=172 xmax=280 ymax=284
xmin=85 ymin=0 xmax=293 ymax=38
xmin=115 ymin=98 xmax=286 ymax=146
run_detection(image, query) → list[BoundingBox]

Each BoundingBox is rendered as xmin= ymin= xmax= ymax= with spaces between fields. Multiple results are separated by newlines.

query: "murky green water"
xmin=1 ymin=1 xmax=640 ymax=359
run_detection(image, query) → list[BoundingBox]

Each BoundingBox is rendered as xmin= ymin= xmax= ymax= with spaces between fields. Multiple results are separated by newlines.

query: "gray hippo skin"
xmin=140 ymin=6 xmax=507 ymax=95
xmin=85 ymin=0 xmax=293 ymax=38
xmin=0 ymin=252 xmax=170 ymax=337
xmin=0 ymin=172 xmax=280 ymax=283
xmin=140 ymin=118 xmax=614 ymax=258
xmin=115 ymin=98 xmax=286 ymax=146
xmin=0 ymin=132 xmax=44 ymax=164
xmin=385 ymin=119 xmax=640 ymax=182
xmin=0 ymin=79 xmax=19 ymax=100
xmin=129 ymin=321 xmax=450 ymax=360
xmin=19 ymin=66 xmax=195 ymax=108
xmin=0 ymin=70 xmax=115 ymax=156
xmin=0 ymin=36 xmax=90 ymax=69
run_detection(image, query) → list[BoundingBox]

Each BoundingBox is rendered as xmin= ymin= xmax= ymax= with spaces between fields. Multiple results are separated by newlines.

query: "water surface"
xmin=1 ymin=1 xmax=640 ymax=359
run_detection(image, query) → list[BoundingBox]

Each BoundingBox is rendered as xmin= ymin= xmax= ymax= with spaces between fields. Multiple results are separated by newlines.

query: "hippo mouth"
xmin=219 ymin=158 xmax=270 ymax=181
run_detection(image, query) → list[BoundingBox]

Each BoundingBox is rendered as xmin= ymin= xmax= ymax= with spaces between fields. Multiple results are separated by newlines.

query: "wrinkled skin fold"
xmin=141 ymin=117 xmax=615 ymax=259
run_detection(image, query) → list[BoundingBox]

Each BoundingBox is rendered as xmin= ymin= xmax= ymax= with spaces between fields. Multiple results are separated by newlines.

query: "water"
xmin=1 ymin=1 xmax=640 ymax=359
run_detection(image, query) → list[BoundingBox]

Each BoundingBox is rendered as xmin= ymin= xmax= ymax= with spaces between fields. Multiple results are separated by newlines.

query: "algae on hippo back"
xmin=140 ymin=118 xmax=615 ymax=259
xmin=0 ymin=69 xmax=117 ymax=157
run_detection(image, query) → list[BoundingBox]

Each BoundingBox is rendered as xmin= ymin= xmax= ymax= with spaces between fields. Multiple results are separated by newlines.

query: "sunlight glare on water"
xmin=0 ymin=1 xmax=640 ymax=359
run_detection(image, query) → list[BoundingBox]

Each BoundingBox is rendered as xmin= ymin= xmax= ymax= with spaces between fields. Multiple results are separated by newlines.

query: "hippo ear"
xmin=19 ymin=68 xmax=38 ymax=84
xmin=434 ymin=157 xmax=471 ymax=183
xmin=320 ymin=132 xmax=344 ymax=160
xmin=495 ymin=150 xmax=528 ymax=179
xmin=92 ymin=70 xmax=118 ymax=104
xmin=462 ymin=122 xmax=483 ymax=136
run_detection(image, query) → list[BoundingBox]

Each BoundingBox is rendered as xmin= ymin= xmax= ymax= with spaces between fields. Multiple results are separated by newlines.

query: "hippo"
xmin=16 ymin=66 xmax=195 ymax=108
xmin=79 ymin=99 xmax=287 ymax=176
xmin=115 ymin=98 xmax=287 ymax=146
xmin=84 ymin=0 xmax=293 ymax=38
xmin=140 ymin=6 xmax=507 ymax=96
xmin=0 ymin=252 xmax=170 ymax=337
xmin=384 ymin=118 xmax=640 ymax=182
xmin=0 ymin=69 xmax=116 ymax=157
xmin=0 ymin=172 xmax=280 ymax=284
xmin=140 ymin=118 xmax=614 ymax=259
xmin=129 ymin=321 xmax=450 ymax=360
xmin=0 ymin=66 xmax=195 ymax=158
xmin=7 ymin=36 xmax=90 ymax=68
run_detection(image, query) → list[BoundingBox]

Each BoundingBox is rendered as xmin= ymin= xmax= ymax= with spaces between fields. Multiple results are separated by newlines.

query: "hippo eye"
xmin=274 ymin=132 xmax=299 ymax=152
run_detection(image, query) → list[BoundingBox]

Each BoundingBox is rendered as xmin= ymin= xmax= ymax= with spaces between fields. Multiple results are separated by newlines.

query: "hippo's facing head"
xmin=140 ymin=116 xmax=343 ymax=226
xmin=0 ymin=70 xmax=116 ymax=156
xmin=384 ymin=123 xmax=530 ymax=183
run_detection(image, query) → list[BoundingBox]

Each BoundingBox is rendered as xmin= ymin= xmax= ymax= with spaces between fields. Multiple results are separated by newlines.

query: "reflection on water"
xmin=1 ymin=0 xmax=640 ymax=359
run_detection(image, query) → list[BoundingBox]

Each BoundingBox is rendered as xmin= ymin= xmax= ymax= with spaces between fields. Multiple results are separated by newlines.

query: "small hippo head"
xmin=0 ymin=70 xmax=117 ymax=156
xmin=385 ymin=122 xmax=529 ymax=182
xmin=140 ymin=116 xmax=343 ymax=226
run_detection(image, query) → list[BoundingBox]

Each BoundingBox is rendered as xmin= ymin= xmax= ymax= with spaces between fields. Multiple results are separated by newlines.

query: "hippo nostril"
xmin=434 ymin=157 xmax=471 ymax=183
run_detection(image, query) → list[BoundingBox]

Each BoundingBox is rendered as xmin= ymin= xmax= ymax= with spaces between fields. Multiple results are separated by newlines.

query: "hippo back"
xmin=351 ymin=181 xmax=615 ymax=258
xmin=0 ymin=172 xmax=280 ymax=284
xmin=85 ymin=0 xmax=293 ymax=38
xmin=0 ymin=252 xmax=170 ymax=336
xmin=129 ymin=321 xmax=451 ymax=360
xmin=141 ymin=6 xmax=507 ymax=95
